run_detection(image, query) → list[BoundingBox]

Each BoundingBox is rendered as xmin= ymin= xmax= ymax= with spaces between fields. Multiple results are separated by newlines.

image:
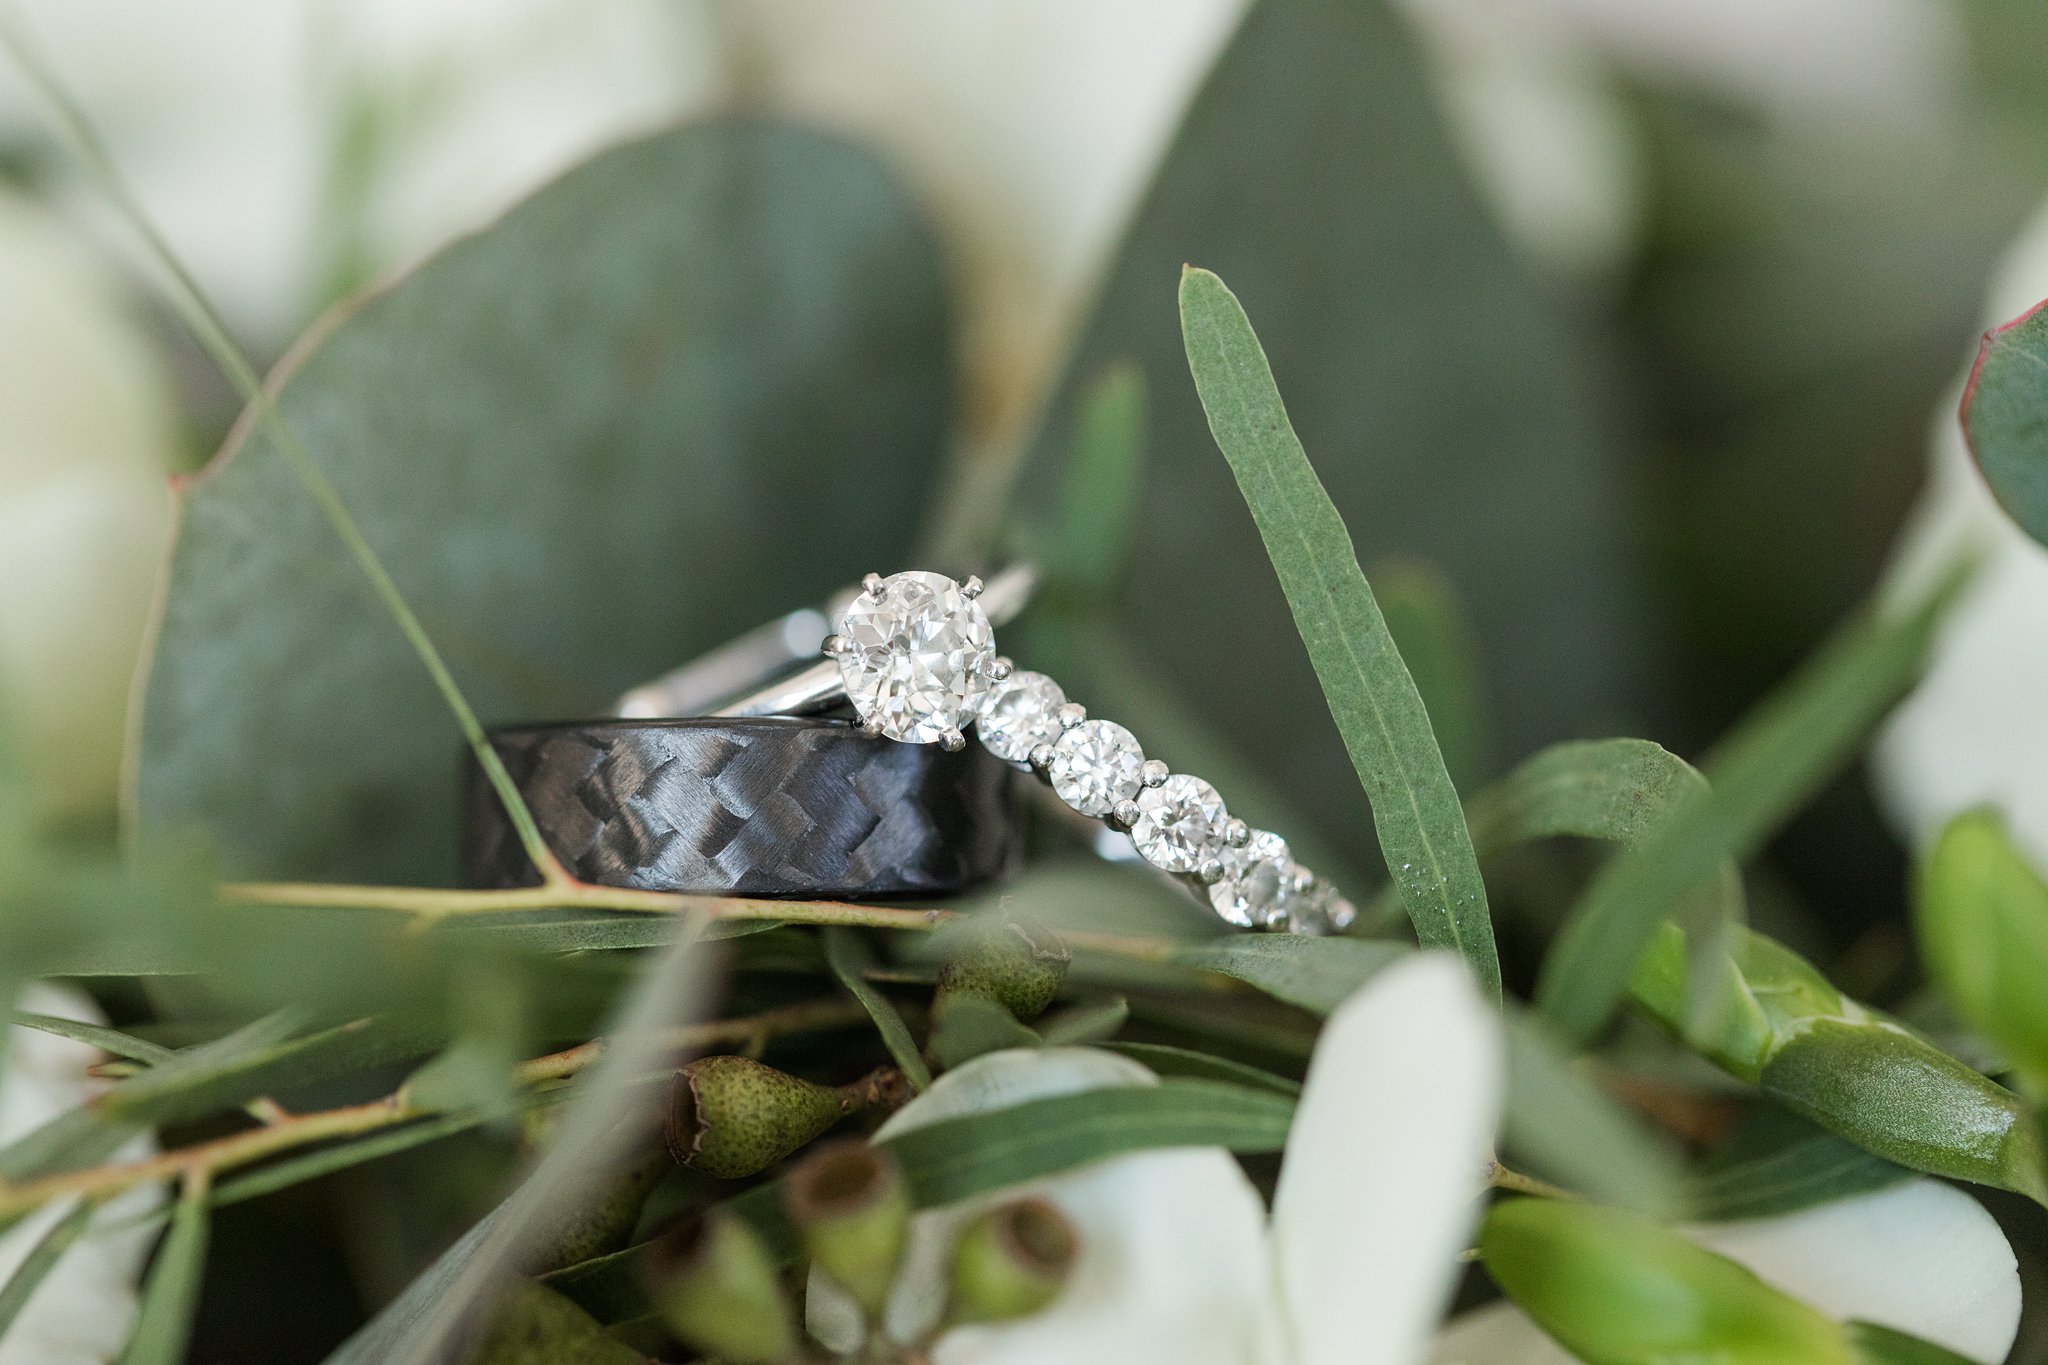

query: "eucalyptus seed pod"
xmin=1915 ymin=810 xmax=2048 ymax=1097
xmin=644 ymin=1208 xmax=799 ymax=1365
xmin=1480 ymin=1198 xmax=1851 ymax=1365
xmin=935 ymin=915 xmax=1071 ymax=1022
xmin=783 ymin=1138 xmax=911 ymax=1319
xmin=474 ymin=1280 xmax=651 ymax=1365
xmin=945 ymin=1196 xmax=1079 ymax=1326
xmin=666 ymin=1055 xmax=849 ymax=1179
xmin=517 ymin=1145 xmax=668 ymax=1274
xmin=1631 ymin=922 xmax=2048 ymax=1205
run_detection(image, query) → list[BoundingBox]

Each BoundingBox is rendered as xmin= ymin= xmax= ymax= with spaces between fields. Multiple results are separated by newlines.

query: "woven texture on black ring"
xmin=464 ymin=717 xmax=1020 ymax=898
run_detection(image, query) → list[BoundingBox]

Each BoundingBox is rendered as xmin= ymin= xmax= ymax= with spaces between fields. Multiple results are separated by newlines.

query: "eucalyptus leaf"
xmin=136 ymin=121 xmax=951 ymax=884
xmin=1539 ymin=561 xmax=1970 ymax=1043
xmin=1179 ymin=267 xmax=1497 ymax=997
xmin=1960 ymin=299 xmax=2048 ymax=548
xmin=995 ymin=0 xmax=1651 ymax=831
xmin=880 ymin=1078 xmax=1295 ymax=1207
xmin=1169 ymin=934 xmax=1407 ymax=1015
xmin=823 ymin=927 xmax=932 ymax=1092
xmin=118 ymin=1180 xmax=210 ymax=1365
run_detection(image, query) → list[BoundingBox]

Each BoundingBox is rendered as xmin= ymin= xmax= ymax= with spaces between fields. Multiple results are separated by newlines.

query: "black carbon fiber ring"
xmin=464 ymin=717 xmax=1021 ymax=898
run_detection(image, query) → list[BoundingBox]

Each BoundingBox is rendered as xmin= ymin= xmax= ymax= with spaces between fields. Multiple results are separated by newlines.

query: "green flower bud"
xmin=1481 ymin=1198 xmax=1851 ymax=1365
xmin=935 ymin=916 xmax=1071 ymax=1022
xmin=1759 ymin=1018 xmax=2048 ymax=1205
xmin=644 ymin=1209 xmax=798 ymax=1364
xmin=946 ymin=1197 xmax=1078 ymax=1326
xmin=783 ymin=1138 xmax=911 ymax=1318
xmin=475 ymin=1280 xmax=650 ymax=1365
xmin=517 ymin=1145 xmax=668 ymax=1275
xmin=1916 ymin=810 xmax=2048 ymax=1097
xmin=665 ymin=1056 xmax=849 ymax=1179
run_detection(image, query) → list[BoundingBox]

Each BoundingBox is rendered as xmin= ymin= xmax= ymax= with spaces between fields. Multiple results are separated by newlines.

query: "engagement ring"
xmin=765 ymin=568 xmax=1356 ymax=936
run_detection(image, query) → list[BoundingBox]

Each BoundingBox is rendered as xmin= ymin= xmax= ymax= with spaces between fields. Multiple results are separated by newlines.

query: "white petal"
xmin=1269 ymin=953 xmax=1505 ymax=1365
xmin=1874 ymin=191 xmax=2048 ymax=865
xmin=1 ymin=987 xmax=160 ymax=1365
xmin=816 ymin=1048 xmax=1271 ymax=1365
xmin=1687 ymin=1181 xmax=2019 ymax=1363
xmin=1429 ymin=1301 xmax=1578 ymax=1365
xmin=931 ymin=1149 xmax=1270 ymax=1365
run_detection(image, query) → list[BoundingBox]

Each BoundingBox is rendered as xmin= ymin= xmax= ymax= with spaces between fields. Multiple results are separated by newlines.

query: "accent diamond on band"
xmin=822 ymin=569 xmax=1354 ymax=936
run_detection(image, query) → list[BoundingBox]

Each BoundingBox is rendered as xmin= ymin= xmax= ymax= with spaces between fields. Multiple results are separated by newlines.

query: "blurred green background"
xmin=4 ymin=0 xmax=2048 ymax=1358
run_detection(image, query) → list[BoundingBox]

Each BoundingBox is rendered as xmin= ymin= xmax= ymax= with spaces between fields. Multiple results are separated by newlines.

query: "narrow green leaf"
xmin=1099 ymin=1042 xmax=1301 ymax=1096
xmin=0 ymin=1200 xmax=91 ymax=1338
xmin=212 ymin=1111 xmax=493 ymax=1209
xmin=537 ymin=1242 xmax=653 ymax=1327
xmin=1960 ymin=299 xmax=2048 ymax=547
xmin=1374 ymin=559 xmax=1491 ymax=790
xmin=324 ymin=923 xmax=710 ymax=1365
xmin=9 ymin=1013 xmax=173 ymax=1065
xmin=0 ymin=1011 xmax=304 ymax=1180
xmin=927 ymin=995 xmax=1042 ymax=1071
xmin=119 ymin=1179 xmax=211 ymax=1365
xmin=1688 ymin=1110 xmax=1912 ymax=1222
xmin=881 ymin=1078 xmax=1294 ymax=1207
xmin=1501 ymin=1010 xmax=1687 ymax=1215
xmin=824 ymin=927 xmax=933 ymax=1092
xmin=1038 ymin=997 xmax=1129 ymax=1046
xmin=1848 ymin=1321 xmax=1978 ymax=1365
xmin=1178 ymin=266 xmax=1497 ymax=998
xmin=1045 ymin=362 xmax=1147 ymax=598
xmin=1465 ymin=737 xmax=1744 ymax=1029
xmin=1170 ymin=935 xmax=1407 ymax=1015
xmin=1539 ymin=562 xmax=1970 ymax=1043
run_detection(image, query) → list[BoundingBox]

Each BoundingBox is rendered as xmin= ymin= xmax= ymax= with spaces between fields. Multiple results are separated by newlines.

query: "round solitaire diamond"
xmin=1130 ymin=774 xmax=1228 ymax=873
xmin=835 ymin=571 xmax=995 ymax=744
xmin=977 ymin=670 xmax=1067 ymax=767
xmin=1209 ymin=830 xmax=1296 ymax=929
xmin=1048 ymin=720 xmax=1145 ymax=817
